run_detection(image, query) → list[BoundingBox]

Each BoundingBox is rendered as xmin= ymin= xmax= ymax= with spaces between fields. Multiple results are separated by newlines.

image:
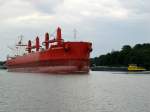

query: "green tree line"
xmin=0 ymin=61 xmax=5 ymax=66
xmin=91 ymin=43 xmax=150 ymax=69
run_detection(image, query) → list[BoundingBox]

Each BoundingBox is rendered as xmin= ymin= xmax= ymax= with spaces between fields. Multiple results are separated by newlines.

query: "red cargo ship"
xmin=6 ymin=27 xmax=92 ymax=73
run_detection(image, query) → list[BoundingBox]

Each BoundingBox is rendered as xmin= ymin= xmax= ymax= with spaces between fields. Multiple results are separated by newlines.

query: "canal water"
xmin=0 ymin=70 xmax=150 ymax=112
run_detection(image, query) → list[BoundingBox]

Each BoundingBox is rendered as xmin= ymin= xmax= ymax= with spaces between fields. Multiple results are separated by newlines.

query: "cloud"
xmin=55 ymin=0 xmax=129 ymax=20
xmin=119 ymin=0 xmax=150 ymax=18
xmin=25 ymin=0 xmax=64 ymax=14
xmin=0 ymin=0 xmax=34 ymax=20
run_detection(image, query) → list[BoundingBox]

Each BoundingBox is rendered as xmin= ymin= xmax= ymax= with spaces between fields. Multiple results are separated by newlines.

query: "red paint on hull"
xmin=6 ymin=42 xmax=92 ymax=74
xmin=7 ymin=66 xmax=89 ymax=74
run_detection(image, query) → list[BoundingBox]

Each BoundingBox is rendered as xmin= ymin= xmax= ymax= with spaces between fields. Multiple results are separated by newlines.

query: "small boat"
xmin=128 ymin=64 xmax=146 ymax=71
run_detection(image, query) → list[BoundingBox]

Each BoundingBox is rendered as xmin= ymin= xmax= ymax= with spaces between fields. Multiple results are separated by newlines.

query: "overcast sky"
xmin=0 ymin=0 xmax=149 ymax=60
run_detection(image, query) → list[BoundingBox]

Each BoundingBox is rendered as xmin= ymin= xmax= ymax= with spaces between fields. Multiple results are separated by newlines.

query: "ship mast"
xmin=73 ymin=28 xmax=77 ymax=40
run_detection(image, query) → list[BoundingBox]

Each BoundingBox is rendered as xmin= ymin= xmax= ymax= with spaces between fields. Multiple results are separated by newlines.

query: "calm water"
xmin=0 ymin=70 xmax=150 ymax=112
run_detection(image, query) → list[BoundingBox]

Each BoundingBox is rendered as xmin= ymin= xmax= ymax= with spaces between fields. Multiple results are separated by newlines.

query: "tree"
xmin=91 ymin=43 xmax=150 ymax=69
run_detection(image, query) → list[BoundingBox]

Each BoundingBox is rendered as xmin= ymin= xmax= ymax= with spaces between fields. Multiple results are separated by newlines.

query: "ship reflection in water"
xmin=0 ymin=70 xmax=150 ymax=112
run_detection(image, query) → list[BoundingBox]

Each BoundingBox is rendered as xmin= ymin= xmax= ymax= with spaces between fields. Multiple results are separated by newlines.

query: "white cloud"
xmin=55 ymin=0 xmax=129 ymax=20
xmin=24 ymin=0 xmax=64 ymax=13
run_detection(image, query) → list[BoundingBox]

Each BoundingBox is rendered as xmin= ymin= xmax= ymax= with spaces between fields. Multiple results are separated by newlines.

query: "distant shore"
xmin=0 ymin=61 xmax=6 ymax=69
xmin=91 ymin=43 xmax=150 ymax=71
xmin=91 ymin=66 xmax=128 ymax=71
xmin=0 ymin=65 xmax=7 ymax=69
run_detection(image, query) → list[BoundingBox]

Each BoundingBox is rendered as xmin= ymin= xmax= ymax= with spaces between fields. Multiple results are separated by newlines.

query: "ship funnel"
xmin=56 ymin=27 xmax=62 ymax=46
xmin=44 ymin=33 xmax=49 ymax=49
xmin=28 ymin=40 xmax=32 ymax=53
xmin=35 ymin=36 xmax=40 ymax=51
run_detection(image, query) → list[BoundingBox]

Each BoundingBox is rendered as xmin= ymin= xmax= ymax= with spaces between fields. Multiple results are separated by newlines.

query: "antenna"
xmin=16 ymin=35 xmax=27 ymax=47
xmin=73 ymin=28 xmax=77 ymax=40
xmin=18 ymin=35 xmax=23 ymax=45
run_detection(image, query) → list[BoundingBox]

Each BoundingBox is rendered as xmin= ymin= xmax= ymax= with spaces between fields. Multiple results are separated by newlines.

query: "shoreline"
xmin=91 ymin=66 xmax=127 ymax=71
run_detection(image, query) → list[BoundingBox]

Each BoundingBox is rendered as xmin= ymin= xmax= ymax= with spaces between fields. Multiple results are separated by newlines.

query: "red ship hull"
xmin=6 ymin=42 xmax=92 ymax=74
